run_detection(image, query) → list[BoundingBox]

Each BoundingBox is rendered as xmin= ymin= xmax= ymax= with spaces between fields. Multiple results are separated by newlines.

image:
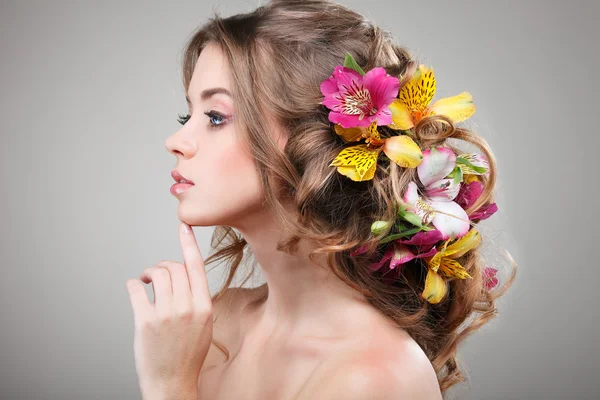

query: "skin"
xmin=156 ymin=42 xmax=443 ymax=399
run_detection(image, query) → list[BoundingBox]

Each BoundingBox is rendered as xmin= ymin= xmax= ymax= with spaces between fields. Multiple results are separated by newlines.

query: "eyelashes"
xmin=176 ymin=110 xmax=228 ymax=130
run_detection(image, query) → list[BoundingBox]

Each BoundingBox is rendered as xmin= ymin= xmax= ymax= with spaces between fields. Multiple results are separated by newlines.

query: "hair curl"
xmin=179 ymin=0 xmax=516 ymax=394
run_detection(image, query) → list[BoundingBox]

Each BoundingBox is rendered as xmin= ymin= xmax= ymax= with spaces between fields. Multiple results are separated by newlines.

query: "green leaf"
xmin=400 ymin=211 xmax=425 ymax=227
xmin=456 ymin=157 xmax=488 ymax=174
xmin=379 ymin=225 xmax=434 ymax=244
xmin=446 ymin=165 xmax=463 ymax=184
xmin=343 ymin=52 xmax=366 ymax=76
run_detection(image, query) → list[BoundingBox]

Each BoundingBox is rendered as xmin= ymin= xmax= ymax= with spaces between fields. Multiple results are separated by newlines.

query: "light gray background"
xmin=1 ymin=0 xmax=597 ymax=399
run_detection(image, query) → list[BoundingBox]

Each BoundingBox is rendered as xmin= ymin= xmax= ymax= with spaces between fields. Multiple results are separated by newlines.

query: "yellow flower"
xmin=330 ymin=121 xmax=423 ymax=181
xmin=388 ymin=65 xmax=476 ymax=130
xmin=422 ymin=228 xmax=481 ymax=304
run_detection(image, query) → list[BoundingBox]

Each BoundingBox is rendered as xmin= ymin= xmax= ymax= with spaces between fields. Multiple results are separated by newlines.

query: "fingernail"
xmin=180 ymin=222 xmax=190 ymax=233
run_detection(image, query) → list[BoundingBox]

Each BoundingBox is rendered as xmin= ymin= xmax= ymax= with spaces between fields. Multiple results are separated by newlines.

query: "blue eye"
xmin=204 ymin=110 xmax=227 ymax=129
xmin=176 ymin=110 xmax=228 ymax=130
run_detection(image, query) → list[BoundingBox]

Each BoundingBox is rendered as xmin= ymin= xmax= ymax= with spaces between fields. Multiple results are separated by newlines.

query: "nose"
xmin=165 ymin=128 xmax=196 ymax=158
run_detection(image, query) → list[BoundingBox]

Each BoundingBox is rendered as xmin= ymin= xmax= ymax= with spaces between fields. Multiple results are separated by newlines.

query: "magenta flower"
xmin=320 ymin=66 xmax=400 ymax=128
xmin=483 ymin=267 xmax=499 ymax=290
xmin=367 ymin=241 xmax=438 ymax=273
xmin=456 ymin=180 xmax=499 ymax=221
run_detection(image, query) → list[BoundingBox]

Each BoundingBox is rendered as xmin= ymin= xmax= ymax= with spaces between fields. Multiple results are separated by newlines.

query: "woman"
xmin=126 ymin=0 xmax=516 ymax=398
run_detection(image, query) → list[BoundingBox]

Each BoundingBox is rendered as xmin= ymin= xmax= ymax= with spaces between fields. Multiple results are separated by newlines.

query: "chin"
xmin=176 ymin=206 xmax=227 ymax=228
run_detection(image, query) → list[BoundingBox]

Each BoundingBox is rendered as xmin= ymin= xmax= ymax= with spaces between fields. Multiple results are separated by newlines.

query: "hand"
xmin=126 ymin=222 xmax=213 ymax=399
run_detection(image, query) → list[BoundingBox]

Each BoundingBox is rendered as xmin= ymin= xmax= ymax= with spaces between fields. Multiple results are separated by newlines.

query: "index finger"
xmin=179 ymin=222 xmax=212 ymax=305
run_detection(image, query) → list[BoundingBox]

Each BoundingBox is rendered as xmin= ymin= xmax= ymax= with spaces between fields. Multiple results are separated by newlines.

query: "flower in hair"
xmin=422 ymin=228 xmax=481 ymax=304
xmin=483 ymin=267 xmax=499 ymax=290
xmin=319 ymin=53 xmax=423 ymax=181
xmin=321 ymin=54 xmax=498 ymax=303
xmin=403 ymin=147 xmax=471 ymax=240
xmin=387 ymin=64 xmax=476 ymax=130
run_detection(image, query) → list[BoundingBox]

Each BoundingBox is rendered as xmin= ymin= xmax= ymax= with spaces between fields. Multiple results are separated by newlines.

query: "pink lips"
xmin=170 ymin=182 xmax=194 ymax=195
xmin=170 ymin=169 xmax=194 ymax=195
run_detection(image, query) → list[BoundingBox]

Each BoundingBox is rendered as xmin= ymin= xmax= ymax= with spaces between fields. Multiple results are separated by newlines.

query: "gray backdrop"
xmin=1 ymin=0 xmax=598 ymax=399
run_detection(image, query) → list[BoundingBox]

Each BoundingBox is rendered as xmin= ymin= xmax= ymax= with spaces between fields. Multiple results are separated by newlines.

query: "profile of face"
xmin=165 ymin=42 xmax=270 ymax=228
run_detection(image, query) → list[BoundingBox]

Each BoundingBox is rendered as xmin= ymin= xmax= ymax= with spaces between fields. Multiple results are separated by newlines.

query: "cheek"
xmin=208 ymin=142 xmax=263 ymax=204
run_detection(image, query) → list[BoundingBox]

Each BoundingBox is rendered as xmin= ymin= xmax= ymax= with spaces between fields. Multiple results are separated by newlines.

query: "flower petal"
xmin=404 ymin=182 xmax=437 ymax=226
xmin=438 ymin=258 xmax=472 ymax=279
xmin=398 ymin=229 xmax=444 ymax=247
xmin=425 ymin=178 xmax=461 ymax=201
xmin=350 ymin=244 xmax=370 ymax=256
xmin=483 ymin=267 xmax=499 ymax=290
xmin=422 ymin=268 xmax=447 ymax=304
xmin=418 ymin=147 xmax=457 ymax=187
xmin=367 ymin=247 xmax=393 ymax=272
xmin=328 ymin=111 xmax=373 ymax=128
xmin=470 ymin=203 xmax=498 ymax=221
xmin=389 ymin=243 xmax=437 ymax=269
xmin=428 ymin=199 xmax=470 ymax=240
xmin=333 ymin=124 xmax=369 ymax=143
xmin=382 ymin=135 xmax=424 ymax=168
xmin=321 ymin=66 xmax=379 ymax=128
xmin=456 ymin=181 xmax=484 ymax=208
xmin=428 ymin=92 xmax=475 ymax=123
xmin=320 ymin=75 xmax=339 ymax=97
xmin=335 ymin=163 xmax=377 ymax=181
xmin=464 ymin=174 xmax=480 ymax=184
xmin=444 ymin=228 xmax=481 ymax=259
xmin=398 ymin=64 xmax=436 ymax=119
xmin=457 ymin=153 xmax=489 ymax=175
xmin=363 ymin=67 xmax=400 ymax=109
xmin=388 ymin=99 xmax=414 ymax=130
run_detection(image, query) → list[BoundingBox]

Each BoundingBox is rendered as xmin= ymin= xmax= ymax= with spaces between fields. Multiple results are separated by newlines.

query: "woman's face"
xmin=165 ymin=42 xmax=268 ymax=228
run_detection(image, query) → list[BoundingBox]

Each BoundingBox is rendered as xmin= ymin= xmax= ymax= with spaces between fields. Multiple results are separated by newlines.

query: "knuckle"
xmin=156 ymin=312 xmax=173 ymax=325
xmin=196 ymin=306 xmax=213 ymax=320
xmin=175 ymin=307 xmax=194 ymax=320
xmin=153 ymin=268 xmax=170 ymax=280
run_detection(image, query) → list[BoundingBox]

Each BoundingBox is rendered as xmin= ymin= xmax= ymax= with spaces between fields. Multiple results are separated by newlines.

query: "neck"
xmin=232 ymin=205 xmax=374 ymax=341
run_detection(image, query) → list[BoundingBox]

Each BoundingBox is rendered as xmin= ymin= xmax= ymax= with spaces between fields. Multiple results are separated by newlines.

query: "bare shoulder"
xmin=201 ymin=284 xmax=267 ymax=370
xmin=297 ymin=330 xmax=442 ymax=400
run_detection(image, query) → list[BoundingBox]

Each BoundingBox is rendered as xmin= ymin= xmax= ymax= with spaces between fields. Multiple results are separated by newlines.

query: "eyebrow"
xmin=186 ymin=87 xmax=232 ymax=104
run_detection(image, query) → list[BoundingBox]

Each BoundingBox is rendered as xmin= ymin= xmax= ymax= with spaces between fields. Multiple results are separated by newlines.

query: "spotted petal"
xmin=422 ymin=268 xmax=447 ymax=304
xmin=438 ymin=258 xmax=472 ymax=279
xmin=398 ymin=64 xmax=437 ymax=119
xmin=330 ymin=144 xmax=381 ymax=181
xmin=418 ymin=147 xmax=457 ymax=187
xmin=429 ymin=92 xmax=476 ymax=123
xmin=382 ymin=135 xmax=423 ymax=168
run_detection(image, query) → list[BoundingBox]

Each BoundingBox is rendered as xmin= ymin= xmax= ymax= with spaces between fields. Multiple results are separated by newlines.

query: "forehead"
xmin=188 ymin=42 xmax=232 ymax=94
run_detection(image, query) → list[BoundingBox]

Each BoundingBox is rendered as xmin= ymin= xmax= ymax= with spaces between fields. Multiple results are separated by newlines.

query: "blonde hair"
xmin=180 ymin=0 xmax=516 ymax=394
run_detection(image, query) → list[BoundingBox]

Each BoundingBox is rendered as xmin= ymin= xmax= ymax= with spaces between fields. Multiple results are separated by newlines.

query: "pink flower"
xmin=320 ymin=66 xmax=400 ymax=128
xmin=483 ymin=267 xmax=499 ymax=290
xmin=403 ymin=147 xmax=470 ymax=240
xmin=456 ymin=180 xmax=499 ymax=221
xmin=367 ymin=241 xmax=438 ymax=273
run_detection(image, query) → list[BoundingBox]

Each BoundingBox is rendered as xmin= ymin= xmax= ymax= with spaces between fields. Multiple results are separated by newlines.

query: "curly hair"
xmin=179 ymin=0 xmax=516 ymax=394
